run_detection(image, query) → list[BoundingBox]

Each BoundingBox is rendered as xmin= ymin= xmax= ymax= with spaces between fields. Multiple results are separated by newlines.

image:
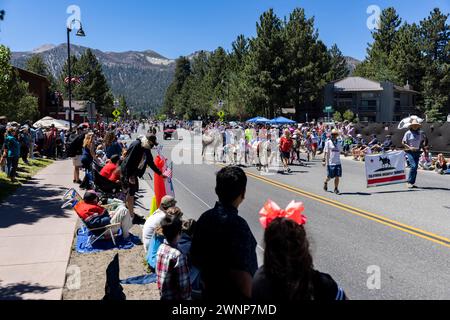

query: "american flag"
xmin=163 ymin=161 xmax=173 ymax=179
xmin=64 ymin=74 xmax=87 ymax=84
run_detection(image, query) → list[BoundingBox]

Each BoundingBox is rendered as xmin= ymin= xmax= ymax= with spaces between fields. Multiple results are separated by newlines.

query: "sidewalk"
xmin=0 ymin=160 xmax=78 ymax=300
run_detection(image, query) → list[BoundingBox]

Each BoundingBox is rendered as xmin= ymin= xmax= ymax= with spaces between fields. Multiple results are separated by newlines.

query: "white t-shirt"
xmin=142 ymin=209 xmax=166 ymax=252
xmin=402 ymin=130 xmax=423 ymax=150
xmin=324 ymin=139 xmax=342 ymax=166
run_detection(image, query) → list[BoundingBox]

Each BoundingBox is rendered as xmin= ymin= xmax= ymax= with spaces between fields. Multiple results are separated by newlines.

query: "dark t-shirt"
xmin=68 ymin=133 xmax=86 ymax=156
xmin=190 ymin=202 xmax=258 ymax=301
xmin=252 ymin=267 xmax=346 ymax=302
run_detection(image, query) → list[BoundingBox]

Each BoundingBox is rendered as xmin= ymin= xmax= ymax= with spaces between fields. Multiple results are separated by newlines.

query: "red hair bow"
xmin=259 ymin=200 xmax=307 ymax=229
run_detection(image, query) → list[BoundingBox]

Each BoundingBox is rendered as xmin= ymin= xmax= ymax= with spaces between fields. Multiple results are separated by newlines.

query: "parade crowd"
xmin=1 ymin=115 xmax=449 ymax=302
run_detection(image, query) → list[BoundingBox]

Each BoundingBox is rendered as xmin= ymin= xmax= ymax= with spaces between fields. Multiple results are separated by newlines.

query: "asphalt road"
xmin=141 ymin=127 xmax=450 ymax=300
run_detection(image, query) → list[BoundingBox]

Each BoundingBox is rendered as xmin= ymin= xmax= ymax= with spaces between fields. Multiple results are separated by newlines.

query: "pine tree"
xmin=328 ymin=44 xmax=349 ymax=81
xmin=57 ymin=49 xmax=111 ymax=114
xmin=419 ymin=8 xmax=449 ymax=121
xmin=119 ymin=95 xmax=129 ymax=119
xmin=363 ymin=7 xmax=402 ymax=82
xmin=25 ymin=55 xmax=49 ymax=77
xmin=205 ymin=47 xmax=229 ymax=110
xmin=246 ymin=9 xmax=286 ymax=118
xmin=284 ymin=8 xmax=329 ymax=121
xmin=188 ymin=51 xmax=212 ymax=119
xmin=25 ymin=54 xmax=57 ymax=90
xmin=230 ymin=35 xmax=249 ymax=71
xmin=76 ymin=49 xmax=110 ymax=113
xmin=162 ymin=56 xmax=191 ymax=116
xmin=389 ymin=23 xmax=424 ymax=90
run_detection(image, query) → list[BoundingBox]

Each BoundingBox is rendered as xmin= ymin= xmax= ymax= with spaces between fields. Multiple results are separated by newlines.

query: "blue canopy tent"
xmin=269 ymin=116 xmax=296 ymax=125
xmin=246 ymin=116 xmax=271 ymax=123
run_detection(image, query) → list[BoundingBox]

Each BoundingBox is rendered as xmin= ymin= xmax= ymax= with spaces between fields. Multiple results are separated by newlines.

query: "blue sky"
xmin=1 ymin=0 xmax=448 ymax=60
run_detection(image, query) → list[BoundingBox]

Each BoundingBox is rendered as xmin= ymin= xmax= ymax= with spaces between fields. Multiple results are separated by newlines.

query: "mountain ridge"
xmin=11 ymin=44 xmax=176 ymax=112
xmin=11 ymin=44 xmax=361 ymax=112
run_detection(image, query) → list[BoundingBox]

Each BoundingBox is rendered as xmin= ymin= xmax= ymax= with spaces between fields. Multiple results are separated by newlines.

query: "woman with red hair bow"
xmin=252 ymin=200 xmax=347 ymax=301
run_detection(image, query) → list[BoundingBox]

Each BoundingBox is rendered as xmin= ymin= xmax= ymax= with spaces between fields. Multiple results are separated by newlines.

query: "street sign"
xmin=218 ymin=110 xmax=225 ymax=121
xmin=112 ymin=109 xmax=121 ymax=118
xmin=323 ymin=106 xmax=334 ymax=113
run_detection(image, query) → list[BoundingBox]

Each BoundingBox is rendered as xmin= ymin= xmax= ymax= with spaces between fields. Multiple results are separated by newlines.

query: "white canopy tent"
xmin=33 ymin=117 xmax=71 ymax=130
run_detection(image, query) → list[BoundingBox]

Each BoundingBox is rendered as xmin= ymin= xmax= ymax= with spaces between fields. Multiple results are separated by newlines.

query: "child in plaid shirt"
xmin=156 ymin=215 xmax=192 ymax=300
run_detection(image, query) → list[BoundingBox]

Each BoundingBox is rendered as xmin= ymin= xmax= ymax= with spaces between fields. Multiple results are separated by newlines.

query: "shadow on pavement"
xmin=417 ymin=186 xmax=450 ymax=192
xmin=0 ymin=281 xmax=58 ymax=300
xmin=372 ymin=190 xmax=422 ymax=195
xmin=339 ymin=192 xmax=372 ymax=196
xmin=0 ymin=178 xmax=71 ymax=229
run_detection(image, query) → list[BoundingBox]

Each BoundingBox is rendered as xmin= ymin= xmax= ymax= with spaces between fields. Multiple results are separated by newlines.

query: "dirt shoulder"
xmin=62 ymin=223 xmax=160 ymax=300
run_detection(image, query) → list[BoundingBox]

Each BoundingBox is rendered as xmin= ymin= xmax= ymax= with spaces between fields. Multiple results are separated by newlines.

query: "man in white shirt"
xmin=323 ymin=129 xmax=343 ymax=195
xmin=402 ymin=119 xmax=425 ymax=188
xmin=142 ymin=195 xmax=177 ymax=252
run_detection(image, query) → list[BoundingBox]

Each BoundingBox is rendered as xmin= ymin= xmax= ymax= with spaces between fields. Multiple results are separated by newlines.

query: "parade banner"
xmin=365 ymin=151 xmax=407 ymax=187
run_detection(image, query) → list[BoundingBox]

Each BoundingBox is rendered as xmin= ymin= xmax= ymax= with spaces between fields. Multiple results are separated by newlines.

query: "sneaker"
xmin=287 ymin=168 xmax=292 ymax=173
xmin=132 ymin=214 xmax=146 ymax=225
xmin=407 ymin=183 xmax=415 ymax=189
xmin=334 ymin=189 xmax=340 ymax=195
xmin=323 ymin=182 xmax=328 ymax=192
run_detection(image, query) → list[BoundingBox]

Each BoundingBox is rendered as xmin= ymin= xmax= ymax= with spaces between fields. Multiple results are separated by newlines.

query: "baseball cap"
xmin=146 ymin=134 xmax=159 ymax=146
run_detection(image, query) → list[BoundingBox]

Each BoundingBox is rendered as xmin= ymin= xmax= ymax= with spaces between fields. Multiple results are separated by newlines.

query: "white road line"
xmin=173 ymin=177 xmax=265 ymax=253
xmin=173 ymin=177 xmax=212 ymax=210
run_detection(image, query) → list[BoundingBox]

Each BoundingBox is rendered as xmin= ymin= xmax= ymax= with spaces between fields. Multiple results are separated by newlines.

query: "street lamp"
xmin=67 ymin=19 xmax=86 ymax=131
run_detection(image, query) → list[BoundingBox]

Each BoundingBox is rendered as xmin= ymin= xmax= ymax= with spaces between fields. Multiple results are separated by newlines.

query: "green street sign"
xmin=323 ymin=106 xmax=334 ymax=113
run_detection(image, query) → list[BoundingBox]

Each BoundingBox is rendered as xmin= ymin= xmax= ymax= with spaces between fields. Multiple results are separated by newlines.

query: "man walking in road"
xmin=402 ymin=119 xmax=426 ymax=189
xmin=279 ymin=129 xmax=293 ymax=173
xmin=323 ymin=129 xmax=343 ymax=195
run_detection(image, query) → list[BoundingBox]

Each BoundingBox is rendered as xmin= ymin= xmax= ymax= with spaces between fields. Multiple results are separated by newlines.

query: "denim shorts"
xmin=327 ymin=164 xmax=342 ymax=179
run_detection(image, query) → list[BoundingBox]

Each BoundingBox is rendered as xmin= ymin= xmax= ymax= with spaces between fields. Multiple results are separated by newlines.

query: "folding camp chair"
xmin=93 ymin=169 xmax=122 ymax=195
xmin=62 ymin=188 xmax=122 ymax=247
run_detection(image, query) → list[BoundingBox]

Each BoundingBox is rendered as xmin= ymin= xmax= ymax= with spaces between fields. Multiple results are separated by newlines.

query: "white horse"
xmin=251 ymin=140 xmax=278 ymax=172
xmin=202 ymin=129 xmax=223 ymax=163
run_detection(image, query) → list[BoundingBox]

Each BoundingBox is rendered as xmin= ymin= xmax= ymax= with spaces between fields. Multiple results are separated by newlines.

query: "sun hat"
xmin=409 ymin=119 xmax=422 ymax=128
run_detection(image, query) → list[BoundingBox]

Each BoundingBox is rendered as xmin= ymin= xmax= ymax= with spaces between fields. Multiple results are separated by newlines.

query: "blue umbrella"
xmin=246 ymin=116 xmax=271 ymax=123
xmin=269 ymin=116 xmax=296 ymax=125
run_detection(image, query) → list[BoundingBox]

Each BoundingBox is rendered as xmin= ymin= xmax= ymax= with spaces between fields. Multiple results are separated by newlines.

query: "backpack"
xmin=66 ymin=133 xmax=83 ymax=158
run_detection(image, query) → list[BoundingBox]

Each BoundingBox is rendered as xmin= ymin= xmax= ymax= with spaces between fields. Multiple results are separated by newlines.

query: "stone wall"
xmin=355 ymin=122 xmax=450 ymax=155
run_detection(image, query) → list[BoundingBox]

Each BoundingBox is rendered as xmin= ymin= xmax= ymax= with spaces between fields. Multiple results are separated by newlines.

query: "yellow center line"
xmin=216 ymin=164 xmax=450 ymax=249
